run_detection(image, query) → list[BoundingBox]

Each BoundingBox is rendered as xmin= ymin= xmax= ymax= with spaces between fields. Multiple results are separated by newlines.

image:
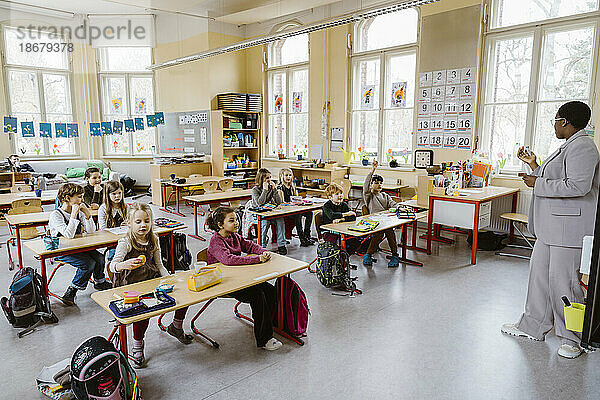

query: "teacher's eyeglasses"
xmin=552 ymin=117 xmax=566 ymax=126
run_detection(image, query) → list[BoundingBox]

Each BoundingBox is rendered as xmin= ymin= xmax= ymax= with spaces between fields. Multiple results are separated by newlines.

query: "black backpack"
xmin=1 ymin=267 xmax=57 ymax=336
xmin=315 ymin=242 xmax=359 ymax=294
xmin=160 ymin=232 xmax=192 ymax=271
xmin=71 ymin=336 xmax=141 ymax=400
xmin=467 ymin=231 xmax=508 ymax=251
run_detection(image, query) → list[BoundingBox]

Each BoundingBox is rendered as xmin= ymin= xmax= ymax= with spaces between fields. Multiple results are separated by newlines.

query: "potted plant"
xmin=400 ymin=148 xmax=410 ymax=164
xmin=358 ymin=147 xmax=368 ymax=166
xmin=277 ymin=144 xmax=285 ymax=160
xmin=497 ymin=152 xmax=507 ymax=169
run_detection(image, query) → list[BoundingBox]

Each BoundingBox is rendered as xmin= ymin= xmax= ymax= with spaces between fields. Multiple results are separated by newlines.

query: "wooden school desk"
xmin=158 ymin=176 xmax=223 ymax=216
xmin=426 ymin=186 xmax=519 ymax=265
xmin=183 ymin=189 xmax=253 ymax=241
xmin=0 ymin=190 xmax=58 ymax=211
xmin=247 ymin=203 xmax=324 ymax=246
xmin=320 ymin=211 xmax=422 ymax=267
xmin=91 ymin=253 xmax=308 ymax=357
xmin=24 ymin=226 xmax=182 ymax=300
xmin=5 ymin=208 xmax=99 ymax=270
xmin=350 ymin=181 xmax=408 ymax=197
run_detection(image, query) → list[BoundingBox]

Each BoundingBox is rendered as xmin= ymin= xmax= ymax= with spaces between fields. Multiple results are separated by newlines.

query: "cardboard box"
xmin=417 ymin=175 xmax=434 ymax=207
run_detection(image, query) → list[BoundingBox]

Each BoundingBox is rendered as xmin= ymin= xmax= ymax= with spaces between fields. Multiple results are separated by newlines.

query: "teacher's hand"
xmin=517 ymin=146 xmax=539 ymax=170
xmin=521 ymin=174 xmax=537 ymax=188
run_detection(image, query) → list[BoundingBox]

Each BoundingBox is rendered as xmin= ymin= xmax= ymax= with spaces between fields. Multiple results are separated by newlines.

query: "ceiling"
xmin=2 ymin=0 xmax=345 ymax=25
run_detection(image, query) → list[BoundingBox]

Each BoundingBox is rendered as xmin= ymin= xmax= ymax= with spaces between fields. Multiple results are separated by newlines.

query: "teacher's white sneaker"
xmin=262 ymin=338 xmax=282 ymax=351
xmin=501 ymin=323 xmax=542 ymax=341
xmin=557 ymin=344 xmax=582 ymax=359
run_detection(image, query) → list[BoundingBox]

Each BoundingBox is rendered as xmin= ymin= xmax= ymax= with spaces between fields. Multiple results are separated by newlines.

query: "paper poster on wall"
xmin=461 ymin=67 xmax=475 ymax=83
xmin=433 ymin=70 xmax=446 ymax=86
xmin=111 ymin=98 xmax=123 ymax=114
xmin=274 ymin=94 xmax=284 ymax=113
xmin=460 ymin=84 xmax=474 ymax=100
xmin=457 ymin=133 xmax=472 ymax=149
xmin=390 ymin=82 xmax=407 ymax=108
xmin=124 ymin=119 xmax=135 ymax=133
xmin=417 ymin=132 xmax=430 ymax=148
xmin=134 ymin=117 xmax=144 ymax=131
xmin=184 ymin=147 xmax=195 ymax=153
xmin=361 ymin=85 xmax=375 ymax=109
xmin=183 ymin=128 xmax=194 ymax=135
xmin=417 ymin=119 xmax=430 ymax=132
xmin=458 ymin=100 xmax=474 ymax=115
xmin=184 ymin=136 xmax=195 ymax=143
xmin=419 ymin=72 xmax=432 ymax=87
xmin=4 ymin=117 xmax=17 ymax=133
xmin=200 ymin=127 xmax=207 ymax=145
xmin=418 ymin=102 xmax=431 ymax=117
xmin=135 ymin=98 xmax=146 ymax=114
xmin=431 ymin=86 xmax=445 ymax=102
xmin=113 ymin=120 xmax=123 ymax=135
xmin=418 ymin=87 xmax=431 ymax=103
xmin=40 ymin=122 xmax=52 ymax=137
xmin=446 ymin=85 xmax=459 ymax=101
xmin=331 ymin=127 xmax=344 ymax=141
xmin=146 ymin=114 xmax=157 ymax=127
xmin=444 ymin=132 xmax=457 ymax=148
xmin=101 ymin=122 xmax=112 ymax=136
xmin=292 ymin=92 xmax=303 ymax=113
xmin=154 ymin=112 xmax=165 ymax=125
xmin=429 ymin=131 xmax=443 ymax=148
xmin=458 ymin=115 xmax=473 ymax=132
xmin=67 ymin=123 xmax=79 ymax=138
xmin=446 ymin=69 xmax=461 ymax=85
xmin=21 ymin=121 xmax=34 ymax=137
xmin=445 ymin=102 xmax=458 ymax=115
xmin=55 ymin=123 xmax=67 ymax=138
xmin=431 ymin=101 xmax=445 ymax=116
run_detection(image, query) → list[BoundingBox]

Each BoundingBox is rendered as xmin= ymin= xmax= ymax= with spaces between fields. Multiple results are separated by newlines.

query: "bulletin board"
xmin=416 ymin=67 xmax=475 ymax=151
xmin=158 ymin=110 xmax=211 ymax=155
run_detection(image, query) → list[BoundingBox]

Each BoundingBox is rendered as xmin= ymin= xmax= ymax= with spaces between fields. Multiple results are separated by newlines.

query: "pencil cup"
xmin=43 ymin=236 xmax=60 ymax=250
xmin=170 ymin=173 xmax=176 ymax=180
xmin=35 ymin=189 xmax=42 ymax=197
xmin=564 ymin=303 xmax=585 ymax=332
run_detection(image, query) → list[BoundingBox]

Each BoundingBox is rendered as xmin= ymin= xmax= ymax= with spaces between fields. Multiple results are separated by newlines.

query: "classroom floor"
xmin=1 ymin=195 xmax=598 ymax=400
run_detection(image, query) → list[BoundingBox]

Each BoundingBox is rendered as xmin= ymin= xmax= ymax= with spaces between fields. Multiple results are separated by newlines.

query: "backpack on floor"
xmin=71 ymin=336 xmax=141 ymax=400
xmin=275 ymin=276 xmax=309 ymax=336
xmin=1 ymin=266 xmax=57 ymax=332
xmin=315 ymin=241 xmax=357 ymax=293
xmin=160 ymin=232 xmax=192 ymax=271
xmin=467 ymin=231 xmax=508 ymax=251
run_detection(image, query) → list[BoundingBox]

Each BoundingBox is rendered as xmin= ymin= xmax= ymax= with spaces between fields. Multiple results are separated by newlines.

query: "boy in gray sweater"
xmin=362 ymin=160 xmax=400 ymax=267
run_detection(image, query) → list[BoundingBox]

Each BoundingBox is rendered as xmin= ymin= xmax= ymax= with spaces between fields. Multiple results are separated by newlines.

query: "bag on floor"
xmin=71 ymin=336 xmax=141 ymax=400
xmin=160 ymin=232 xmax=192 ymax=271
xmin=275 ymin=276 xmax=309 ymax=336
xmin=315 ymin=241 xmax=357 ymax=293
xmin=1 ymin=266 xmax=57 ymax=331
xmin=467 ymin=231 xmax=508 ymax=251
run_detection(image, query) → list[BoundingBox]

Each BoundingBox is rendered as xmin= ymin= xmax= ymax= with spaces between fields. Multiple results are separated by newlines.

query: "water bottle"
xmin=194 ymin=261 xmax=207 ymax=273
xmin=97 ymin=375 xmax=116 ymax=396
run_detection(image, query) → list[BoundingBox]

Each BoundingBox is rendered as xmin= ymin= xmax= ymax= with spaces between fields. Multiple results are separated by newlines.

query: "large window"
xmin=3 ymin=27 xmax=77 ymax=157
xmin=481 ymin=1 xmax=598 ymax=171
xmin=266 ymin=33 xmax=309 ymax=157
xmin=98 ymin=47 xmax=155 ymax=156
xmin=351 ymin=8 xmax=418 ymax=165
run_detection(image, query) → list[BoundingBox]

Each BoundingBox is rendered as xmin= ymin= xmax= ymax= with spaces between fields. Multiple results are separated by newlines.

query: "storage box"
xmin=417 ymin=175 xmax=445 ymax=207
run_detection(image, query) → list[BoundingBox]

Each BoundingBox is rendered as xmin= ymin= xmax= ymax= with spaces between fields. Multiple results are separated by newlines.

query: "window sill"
xmin=261 ymin=157 xmax=306 ymax=164
xmin=344 ymin=163 xmax=415 ymax=172
xmin=101 ymin=155 xmax=153 ymax=160
xmin=21 ymin=155 xmax=81 ymax=161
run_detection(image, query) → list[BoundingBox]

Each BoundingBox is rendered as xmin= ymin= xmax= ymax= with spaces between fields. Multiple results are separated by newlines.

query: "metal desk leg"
xmin=398 ymin=224 xmax=423 ymax=267
xmin=15 ymin=226 xmax=23 ymax=269
xmin=169 ymin=231 xmax=175 ymax=273
xmin=190 ymin=202 xmax=206 ymax=241
xmin=427 ymin=196 xmax=434 ymax=254
xmin=257 ymin=216 xmax=262 ymax=246
xmin=40 ymin=257 xmax=48 ymax=297
xmin=340 ymin=233 xmax=346 ymax=251
xmin=118 ymin=324 xmax=128 ymax=358
xmin=471 ymin=202 xmax=480 ymax=265
xmin=175 ymin=186 xmax=181 ymax=215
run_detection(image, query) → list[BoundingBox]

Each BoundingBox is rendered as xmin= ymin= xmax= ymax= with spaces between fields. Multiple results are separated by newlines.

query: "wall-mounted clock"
xmin=414 ymin=149 xmax=433 ymax=169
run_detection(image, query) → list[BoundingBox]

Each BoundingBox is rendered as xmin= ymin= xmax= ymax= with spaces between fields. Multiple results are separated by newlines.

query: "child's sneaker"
xmin=131 ymin=344 xmax=147 ymax=369
xmin=500 ymin=323 xmax=541 ymax=341
xmin=94 ymin=281 xmax=113 ymax=291
xmin=61 ymin=286 xmax=77 ymax=306
xmin=362 ymin=253 xmax=373 ymax=266
xmin=388 ymin=255 xmax=400 ymax=268
xmin=557 ymin=344 xmax=582 ymax=359
xmin=167 ymin=323 xmax=194 ymax=344
xmin=262 ymin=338 xmax=282 ymax=351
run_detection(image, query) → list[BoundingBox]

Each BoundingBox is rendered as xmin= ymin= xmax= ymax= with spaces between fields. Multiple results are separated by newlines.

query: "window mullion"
xmin=125 ymin=73 xmax=133 ymax=156
xmin=38 ymin=71 xmax=50 ymax=155
xmin=286 ymin=68 xmax=290 ymax=157
xmin=377 ymin=52 xmax=385 ymax=162
xmin=525 ymin=27 xmax=543 ymax=149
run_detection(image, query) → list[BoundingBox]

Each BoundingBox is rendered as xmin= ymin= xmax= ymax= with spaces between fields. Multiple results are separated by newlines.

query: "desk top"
xmin=91 ymin=253 xmax=308 ymax=324
xmin=0 ymin=190 xmax=58 ymax=206
xmin=430 ymin=186 xmax=519 ymax=202
xmin=320 ymin=211 xmax=414 ymax=237
xmin=183 ymin=189 xmax=253 ymax=204
xmin=351 ymin=182 xmax=408 ymax=191
xmin=247 ymin=203 xmax=324 ymax=218
xmin=24 ymin=226 xmax=180 ymax=257
xmin=6 ymin=208 xmax=99 ymax=226
xmin=290 ymin=166 xmax=348 ymax=172
xmin=159 ymin=176 xmax=225 ymax=188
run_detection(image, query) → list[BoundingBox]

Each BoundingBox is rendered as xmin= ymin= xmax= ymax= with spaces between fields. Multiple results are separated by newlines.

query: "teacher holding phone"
xmin=501 ymin=101 xmax=599 ymax=358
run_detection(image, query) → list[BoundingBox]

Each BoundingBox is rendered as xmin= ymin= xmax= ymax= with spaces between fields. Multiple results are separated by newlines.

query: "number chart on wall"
xmin=417 ymin=67 xmax=475 ymax=151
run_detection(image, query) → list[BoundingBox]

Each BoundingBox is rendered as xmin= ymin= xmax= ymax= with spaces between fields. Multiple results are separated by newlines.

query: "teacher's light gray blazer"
xmin=529 ymin=130 xmax=600 ymax=247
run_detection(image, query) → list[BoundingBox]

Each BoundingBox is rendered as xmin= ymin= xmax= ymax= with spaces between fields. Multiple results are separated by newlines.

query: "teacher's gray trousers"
xmin=517 ymin=240 xmax=584 ymax=346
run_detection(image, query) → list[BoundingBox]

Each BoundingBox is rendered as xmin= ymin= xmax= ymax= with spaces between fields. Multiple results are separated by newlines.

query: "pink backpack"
xmin=276 ymin=276 xmax=309 ymax=336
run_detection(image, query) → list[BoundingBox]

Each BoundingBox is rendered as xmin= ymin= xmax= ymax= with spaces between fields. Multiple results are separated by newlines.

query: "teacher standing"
xmin=502 ymin=101 xmax=599 ymax=359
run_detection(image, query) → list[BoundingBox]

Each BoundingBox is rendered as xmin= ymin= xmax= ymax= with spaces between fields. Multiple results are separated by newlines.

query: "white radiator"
xmin=489 ymin=189 xmax=532 ymax=233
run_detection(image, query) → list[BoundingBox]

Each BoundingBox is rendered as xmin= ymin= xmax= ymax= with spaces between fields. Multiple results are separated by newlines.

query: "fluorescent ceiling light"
xmin=0 ymin=0 xmax=75 ymax=19
xmin=149 ymin=0 xmax=441 ymax=70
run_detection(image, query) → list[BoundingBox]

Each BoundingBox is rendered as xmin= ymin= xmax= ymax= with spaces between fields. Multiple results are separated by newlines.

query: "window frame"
xmin=97 ymin=48 xmax=157 ymax=158
xmin=266 ymin=35 xmax=309 ymax=158
xmin=1 ymin=25 xmax=79 ymax=158
xmin=349 ymin=10 xmax=419 ymax=166
xmin=479 ymin=7 xmax=600 ymax=173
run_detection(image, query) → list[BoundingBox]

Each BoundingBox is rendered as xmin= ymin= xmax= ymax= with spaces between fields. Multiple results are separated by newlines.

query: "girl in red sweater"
xmin=206 ymin=206 xmax=282 ymax=350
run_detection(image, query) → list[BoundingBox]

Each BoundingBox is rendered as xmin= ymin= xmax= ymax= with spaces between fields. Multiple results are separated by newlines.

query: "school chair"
xmin=6 ymin=198 xmax=45 ymax=270
xmin=495 ymin=213 xmax=534 ymax=260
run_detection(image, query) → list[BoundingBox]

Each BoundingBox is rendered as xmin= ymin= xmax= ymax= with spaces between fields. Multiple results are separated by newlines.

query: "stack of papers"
xmin=348 ymin=218 xmax=380 ymax=232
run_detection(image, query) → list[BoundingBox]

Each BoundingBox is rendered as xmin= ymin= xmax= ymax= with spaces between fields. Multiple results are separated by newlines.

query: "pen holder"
xmin=564 ymin=303 xmax=585 ymax=332
xmin=43 ymin=236 xmax=59 ymax=250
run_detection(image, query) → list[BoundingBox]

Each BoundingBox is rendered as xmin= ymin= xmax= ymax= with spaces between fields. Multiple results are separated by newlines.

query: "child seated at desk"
xmin=98 ymin=180 xmax=128 ymax=262
xmin=321 ymin=183 xmax=360 ymax=254
xmin=110 ymin=202 xmax=192 ymax=368
xmin=363 ymin=160 xmax=400 ymax=268
xmin=277 ymin=168 xmax=315 ymax=247
xmin=82 ymin=167 xmax=103 ymax=210
xmin=252 ymin=168 xmax=287 ymax=255
xmin=48 ymin=183 xmax=112 ymax=306
xmin=206 ymin=206 xmax=282 ymax=351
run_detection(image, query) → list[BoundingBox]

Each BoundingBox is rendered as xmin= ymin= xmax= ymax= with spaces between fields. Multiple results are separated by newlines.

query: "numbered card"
xmin=433 ymin=70 xmax=446 ymax=86
xmin=445 ymin=102 xmax=458 ymax=115
xmin=458 ymin=115 xmax=473 ymax=132
xmin=458 ymin=100 xmax=475 ymax=115
xmin=445 ymin=85 xmax=459 ymax=101
xmin=430 ymin=117 xmax=444 ymax=132
xmin=431 ymin=86 xmax=445 ymax=101
xmin=419 ymin=72 xmax=432 ymax=87
xmin=419 ymin=87 xmax=431 ymax=102
xmin=418 ymin=102 xmax=431 ymax=117
xmin=446 ymin=69 xmax=460 ymax=84
xmin=417 ymin=118 xmax=431 ymax=131
xmin=444 ymin=116 xmax=457 ymax=133
xmin=457 ymin=133 xmax=472 ymax=149
xmin=431 ymin=101 xmax=445 ymax=116
xmin=460 ymin=83 xmax=474 ymax=100
xmin=461 ymin=67 xmax=475 ymax=83
xmin=417 ymin=132 xmax=430 ymax=148
xmin=444 ymin=132 xmax=458 ymax=148
xmin=429 ymin=132 xmax=443 ymax=148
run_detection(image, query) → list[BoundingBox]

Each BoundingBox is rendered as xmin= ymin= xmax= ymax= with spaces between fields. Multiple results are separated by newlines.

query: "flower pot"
xmin=389 ymin=159 xmax=398 ymax=168
xmin=297 ymin=155 xmax=303 ymax=160
xmin=361 ymin=159 xmax=369 ymax=166
xmin=278 ymin=153 xmax=285 ymax=160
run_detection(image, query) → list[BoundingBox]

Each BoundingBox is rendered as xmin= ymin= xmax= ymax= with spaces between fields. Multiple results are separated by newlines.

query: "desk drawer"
xmin=433 ymin=200 xmax=491 ymax=230
xmin=480 ymin=201 xmax=491 ymax=215
xmin=478 ymin=212 xmax=491 ymax=229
